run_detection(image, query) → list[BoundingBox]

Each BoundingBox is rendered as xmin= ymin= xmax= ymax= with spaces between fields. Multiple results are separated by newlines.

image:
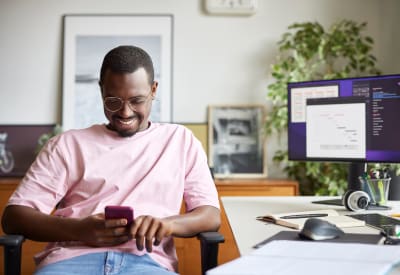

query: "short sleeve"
xmin=7 ymin=136 xmax=69 ymax=214
xmin=183 ymin=130 xmax=220 ymax=211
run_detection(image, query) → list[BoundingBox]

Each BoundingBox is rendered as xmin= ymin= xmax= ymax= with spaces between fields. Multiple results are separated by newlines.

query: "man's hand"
xmin=78 ymin=213 xmax=132 ymax=247
xmin=130 ymin=215 xmax=173 ymax=252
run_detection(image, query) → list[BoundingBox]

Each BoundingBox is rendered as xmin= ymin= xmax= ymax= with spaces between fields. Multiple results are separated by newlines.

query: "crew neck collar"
xmin=102 ymin=121 xmax=153 ymax=139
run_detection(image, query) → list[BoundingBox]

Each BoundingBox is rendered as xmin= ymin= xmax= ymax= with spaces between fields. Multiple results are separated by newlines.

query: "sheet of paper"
xmin=207 ymin=240 xmax=400 ymax=275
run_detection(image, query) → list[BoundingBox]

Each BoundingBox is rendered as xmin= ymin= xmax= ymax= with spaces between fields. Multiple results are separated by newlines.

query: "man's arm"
xmin=1 ymin=205 xmax=132 ymax=247
xmin=166 ymin=205 xmax=221 ymax=237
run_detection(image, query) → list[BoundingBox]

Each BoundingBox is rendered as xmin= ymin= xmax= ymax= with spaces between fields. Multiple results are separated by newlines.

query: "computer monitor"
xmin=287 ymin=74 xmax=400 ymax=195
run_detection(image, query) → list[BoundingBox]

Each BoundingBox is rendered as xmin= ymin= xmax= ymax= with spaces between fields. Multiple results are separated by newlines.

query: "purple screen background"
xmin=287 ymin=74 xmax=400 ymax=163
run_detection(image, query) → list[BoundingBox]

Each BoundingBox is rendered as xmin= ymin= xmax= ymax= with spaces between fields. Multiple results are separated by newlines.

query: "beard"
xmin=106 ymin=113 xmax=149 ymax=137
xmin=117 ymin=128 xmax=138 ymax=137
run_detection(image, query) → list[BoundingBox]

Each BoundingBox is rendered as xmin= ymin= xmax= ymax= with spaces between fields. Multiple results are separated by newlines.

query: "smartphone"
xmin=105 ymin=205 xmax=134 ymax=226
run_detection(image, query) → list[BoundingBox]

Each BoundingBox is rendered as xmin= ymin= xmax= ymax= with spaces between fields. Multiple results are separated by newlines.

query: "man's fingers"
xmin=145 ymin=237 xmax=153 ymax=252
xmin=131 ymin=215 xmax=172 ymax=251
xmin=132 ymin=216 xmax=147 ymax=250
xmin=105 ymin=218 xmax=128 ymax=228
xmin=154 ymin=225 xmax=170 ymax=246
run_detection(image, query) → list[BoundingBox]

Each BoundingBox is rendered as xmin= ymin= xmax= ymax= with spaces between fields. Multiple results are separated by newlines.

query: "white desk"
xmin=220 ymin=196 xmax=400 ymax=255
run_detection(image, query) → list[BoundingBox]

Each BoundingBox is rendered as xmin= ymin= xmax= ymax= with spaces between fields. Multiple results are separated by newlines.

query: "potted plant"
xmin=265 ymin=20 xmax=384 ymax=195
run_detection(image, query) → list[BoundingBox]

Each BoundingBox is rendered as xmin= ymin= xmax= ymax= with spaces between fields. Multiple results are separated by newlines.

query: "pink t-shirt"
xmin=7 ymin=123 xmax=219 ymax=271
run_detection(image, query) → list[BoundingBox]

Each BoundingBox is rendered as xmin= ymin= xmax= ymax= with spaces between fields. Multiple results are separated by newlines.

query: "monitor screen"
xmin=288 ymin=74 xmax=400 ymax=163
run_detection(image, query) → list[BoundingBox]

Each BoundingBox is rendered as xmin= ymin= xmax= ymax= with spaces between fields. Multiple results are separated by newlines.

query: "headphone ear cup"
xmin=342 ymin=190 xmax=353 ymax=210
xmin=343 ymin=190 xmax=370 ymax=211
xmin=343 ymin=190 xmax=356 ymax=211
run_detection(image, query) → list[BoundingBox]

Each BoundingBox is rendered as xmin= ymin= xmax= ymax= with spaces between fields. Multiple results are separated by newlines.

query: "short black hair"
xmin=99 ymin=45 xmax=154 ymax=85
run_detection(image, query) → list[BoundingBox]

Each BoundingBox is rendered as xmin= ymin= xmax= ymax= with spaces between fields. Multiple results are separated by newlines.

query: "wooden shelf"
xmin=215 ymin=178 xmax=300 ymax=196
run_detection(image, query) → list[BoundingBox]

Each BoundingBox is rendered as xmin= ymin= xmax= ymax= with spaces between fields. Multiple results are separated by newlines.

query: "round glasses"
xmin=103 ymin=93 xmax=152 ymax=112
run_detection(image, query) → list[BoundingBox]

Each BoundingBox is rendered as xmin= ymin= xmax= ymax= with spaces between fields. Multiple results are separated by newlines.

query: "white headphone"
xmin=342 ymin=190 xmax=371 ymax=211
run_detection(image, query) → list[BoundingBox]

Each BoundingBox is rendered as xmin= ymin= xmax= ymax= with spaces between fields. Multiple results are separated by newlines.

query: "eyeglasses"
xmin=103 ymin=93 xmax=152 ymax=112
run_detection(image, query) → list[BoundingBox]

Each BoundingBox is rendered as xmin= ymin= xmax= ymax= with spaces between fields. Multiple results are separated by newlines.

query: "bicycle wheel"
xmin=0 ymin=151 xmax=14 ymax=173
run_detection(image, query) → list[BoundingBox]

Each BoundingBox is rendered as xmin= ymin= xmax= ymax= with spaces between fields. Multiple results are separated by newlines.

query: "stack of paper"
xmin=207 ymin=240 xmax=400 ymax=275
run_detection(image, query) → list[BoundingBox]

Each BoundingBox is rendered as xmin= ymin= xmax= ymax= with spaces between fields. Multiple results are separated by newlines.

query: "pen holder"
xmin=364 ymin=178 xmax=391 ymax=206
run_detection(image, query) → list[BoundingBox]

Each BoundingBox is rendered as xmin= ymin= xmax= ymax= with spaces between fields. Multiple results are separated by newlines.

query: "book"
xmin=256 ymin=209 xmax=365 ymax=229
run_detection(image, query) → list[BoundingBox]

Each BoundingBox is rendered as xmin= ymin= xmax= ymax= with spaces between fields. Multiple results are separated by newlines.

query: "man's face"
xmin=100 ymin=68 xmax=157 ymax=137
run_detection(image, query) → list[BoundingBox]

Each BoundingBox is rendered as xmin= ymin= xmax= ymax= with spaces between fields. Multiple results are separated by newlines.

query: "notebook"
xmin=256 ymin=209 xmax=365 ymax=229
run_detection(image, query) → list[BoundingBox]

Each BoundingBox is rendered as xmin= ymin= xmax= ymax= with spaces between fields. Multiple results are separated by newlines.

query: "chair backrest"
xmin=209 ymin=167 xmax=215 ymax=180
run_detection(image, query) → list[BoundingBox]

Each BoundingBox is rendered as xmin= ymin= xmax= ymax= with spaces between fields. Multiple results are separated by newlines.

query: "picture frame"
xmin=0 ymin=125 xmax=56 ymax=177
xmin=62 ymin=14 xmax=173 ymax=130
xmin=208 ymin=105 xmax=267 ymax=179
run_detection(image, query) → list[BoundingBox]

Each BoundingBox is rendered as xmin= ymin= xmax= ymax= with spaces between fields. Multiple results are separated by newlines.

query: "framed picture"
xmin=0 ymin=125 xmax=56 ymax=177
xmin=62 ymin=14 xmax=173 ymax=130
xmin=208 ymin=105 xmax=267 ymax=179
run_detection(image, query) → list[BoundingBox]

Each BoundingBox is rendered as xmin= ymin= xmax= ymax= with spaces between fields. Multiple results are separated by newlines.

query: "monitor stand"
xmin=312 ymin=162 xmax=366 ymax=206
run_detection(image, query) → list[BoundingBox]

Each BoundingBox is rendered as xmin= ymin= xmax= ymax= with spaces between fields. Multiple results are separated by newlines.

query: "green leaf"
xmin=266 ymin=19 xmax=380 ymax=195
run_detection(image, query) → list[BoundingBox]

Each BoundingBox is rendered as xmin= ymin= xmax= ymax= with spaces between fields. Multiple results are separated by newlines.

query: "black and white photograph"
xmin=208 ymin=105 xmax=266 ymax=178
xmin=62 ymin=14 xmax=173 ymax=130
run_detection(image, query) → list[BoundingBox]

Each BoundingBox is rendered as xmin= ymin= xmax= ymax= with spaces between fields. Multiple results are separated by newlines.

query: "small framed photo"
xmin=208 ymin=105 xmax=267 ymax=179
xmin=62 ymin=14 xmax=173 ymax=130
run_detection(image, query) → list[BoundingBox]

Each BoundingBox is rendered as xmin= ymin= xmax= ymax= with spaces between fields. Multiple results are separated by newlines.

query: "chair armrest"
xmin=197 ymin=232 xmax=224 ymax=275
xmin=0 ymin=234 xmax=24 ymax=247
xmin=0 ymin=234 xmax=25 ymax=275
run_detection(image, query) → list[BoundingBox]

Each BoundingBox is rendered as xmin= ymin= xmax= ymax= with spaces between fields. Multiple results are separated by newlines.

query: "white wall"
xmin=1 ymin=0 xmax=399 ymax=177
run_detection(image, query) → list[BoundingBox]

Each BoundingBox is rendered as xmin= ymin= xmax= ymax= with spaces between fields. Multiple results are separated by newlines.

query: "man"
xmin=2 ymin=45 xmax=221 ymax=274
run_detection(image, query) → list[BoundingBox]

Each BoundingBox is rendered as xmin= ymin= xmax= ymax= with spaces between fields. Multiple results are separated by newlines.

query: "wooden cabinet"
xmin=175 ymin=178 xmax=299 ymax=275
xmin=0 ymin=178 xmax=298 ymax=275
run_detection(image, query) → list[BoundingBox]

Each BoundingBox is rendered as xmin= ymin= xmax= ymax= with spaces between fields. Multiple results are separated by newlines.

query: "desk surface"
xmin=221 ymin=196 xmax=400 ymax=255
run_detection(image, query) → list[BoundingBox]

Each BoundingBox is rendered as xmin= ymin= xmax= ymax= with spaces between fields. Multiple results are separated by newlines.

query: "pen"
xmin=280 ymin=213 xmax=329 ymax=219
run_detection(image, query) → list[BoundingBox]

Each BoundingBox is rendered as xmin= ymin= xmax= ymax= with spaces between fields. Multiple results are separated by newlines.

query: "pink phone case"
xmin=105 ymin=206 xmax=134 ymax=225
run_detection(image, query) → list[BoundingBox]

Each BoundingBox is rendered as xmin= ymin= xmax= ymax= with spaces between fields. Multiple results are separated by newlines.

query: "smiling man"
xmin=100 ymin=47 xmax=157 ymax=137
xmin=2 ymin=45 xmax=221 ymax=275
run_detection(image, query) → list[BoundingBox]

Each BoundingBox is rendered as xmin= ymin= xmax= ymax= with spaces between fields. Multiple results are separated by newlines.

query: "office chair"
xmin=0 ymin=232 xmax=224 ymax=275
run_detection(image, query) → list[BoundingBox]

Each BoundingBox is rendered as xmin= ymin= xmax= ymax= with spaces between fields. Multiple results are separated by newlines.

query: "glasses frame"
xmin=103 ymin=92 xmax=153 ymax=113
